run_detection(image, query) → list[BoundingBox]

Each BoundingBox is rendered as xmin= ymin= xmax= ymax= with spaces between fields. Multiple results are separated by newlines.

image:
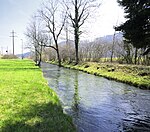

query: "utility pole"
xmin=10 ymin=30 xmax=17 ymax=55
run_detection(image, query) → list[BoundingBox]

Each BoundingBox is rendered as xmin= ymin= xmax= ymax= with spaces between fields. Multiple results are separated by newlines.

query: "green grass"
xmin=50 ymin=61 xmax=150 ymax=89
xmin=0 ymin=59 xmax=75 ymax=132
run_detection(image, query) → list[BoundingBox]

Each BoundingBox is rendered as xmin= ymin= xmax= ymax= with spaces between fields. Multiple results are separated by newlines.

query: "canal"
xmin=41 ymin=63 xmax=150 ymax=132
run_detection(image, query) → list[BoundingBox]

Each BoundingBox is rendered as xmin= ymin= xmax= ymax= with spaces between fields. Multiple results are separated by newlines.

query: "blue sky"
xmin=0 ymin=0 xmax=125 ymax=54
xmin=0 ymin=0 xmax=42 ymax=54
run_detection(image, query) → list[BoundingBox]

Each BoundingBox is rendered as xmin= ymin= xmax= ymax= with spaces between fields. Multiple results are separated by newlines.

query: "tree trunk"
xmin=134 ymin=48 xmax=138 ymax=65
xmin=110 ymin=49 xmax=114 ymax=63
xmin=35 ymin=47 xmax=38 ymax=64
xmin=55 ymin=41 xmax=61 ymax=66
xmin=111 ymin=31 xmax=116 ymax=63
xmin=57 ymin=49 xmax=61 ymax=66
xmin=38 ymin=54 xmax=42 ymax=67
xmin=74 ymin=0 xmax=79 ymax=65
xmin=75 ymin=28 xmax=79 ymax=65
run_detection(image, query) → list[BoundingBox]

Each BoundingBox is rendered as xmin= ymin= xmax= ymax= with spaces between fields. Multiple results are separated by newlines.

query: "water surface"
xmin=41 ymin=63 xmax=150 ymax=132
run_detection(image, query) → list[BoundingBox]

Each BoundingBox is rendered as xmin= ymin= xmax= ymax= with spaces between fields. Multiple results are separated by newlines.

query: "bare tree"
xmin=110 ymin=31 xmax=116 ymax=63
xmin=25 ymin=16 xmax=48 ymax=66
xmin=38 ymin=0 xmax=67 ymax=66
xmin=64 ymin=0 xmax=100 ymax=64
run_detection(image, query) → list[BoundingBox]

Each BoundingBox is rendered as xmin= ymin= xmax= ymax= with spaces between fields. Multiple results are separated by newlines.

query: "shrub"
xmin=1 ymin=54 xmax=18 ymax=59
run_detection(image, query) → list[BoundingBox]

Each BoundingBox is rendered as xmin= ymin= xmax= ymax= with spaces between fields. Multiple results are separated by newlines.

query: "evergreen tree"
xmin=116 ymin=0 xmax=150 ymax=55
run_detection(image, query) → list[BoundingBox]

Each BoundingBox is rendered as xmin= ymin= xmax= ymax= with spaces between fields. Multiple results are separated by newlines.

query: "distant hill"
xmin=58 ymin=33 xmax=123 ymax=47
xmin=95 ymin=32 xmax=123 ymax=43
xmin=16 ymin=52 xmax=31 ymax=58
xmin=58 ymin=40 xmax=74 ymax=46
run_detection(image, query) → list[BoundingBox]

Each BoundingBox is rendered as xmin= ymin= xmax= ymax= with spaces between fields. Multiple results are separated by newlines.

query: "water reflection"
xmin=41 ymin=63 xmax=150 ymax=132
xmin=72 ymin=71 xmax=79 ymax=112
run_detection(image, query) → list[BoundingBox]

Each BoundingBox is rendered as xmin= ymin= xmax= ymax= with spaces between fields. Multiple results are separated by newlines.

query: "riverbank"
xmin=0 ymin=59 xmax=75 ymax=132
xmin=49 ymin=61 xmax=150 ymax=89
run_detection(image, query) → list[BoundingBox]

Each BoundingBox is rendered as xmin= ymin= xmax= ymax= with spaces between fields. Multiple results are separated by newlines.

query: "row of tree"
xmin=41 ymin=35 xmax=149 ymax=65
xmin=26 ymin=0 xmax=99 ymax=66
xmin=26 ymin=0 xmax=150 ymax=66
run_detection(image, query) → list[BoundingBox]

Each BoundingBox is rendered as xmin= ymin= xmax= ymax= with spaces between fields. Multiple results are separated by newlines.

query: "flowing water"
xmin=41 ymin=63 xmax=150 ymax=132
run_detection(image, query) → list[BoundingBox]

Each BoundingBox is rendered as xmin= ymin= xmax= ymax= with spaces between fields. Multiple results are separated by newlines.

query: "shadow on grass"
xmin=1 ymin=102 xmax=75 ymax=132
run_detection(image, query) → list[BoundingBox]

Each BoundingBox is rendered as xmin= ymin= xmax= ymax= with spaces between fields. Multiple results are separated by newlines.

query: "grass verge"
xmin=0 ymin=59 xmax=75 ymax=132
xmin=50 ymin=61 xmax=150 ymax=89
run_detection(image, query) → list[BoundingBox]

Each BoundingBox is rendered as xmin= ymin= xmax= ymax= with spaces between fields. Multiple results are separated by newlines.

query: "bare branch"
xmin=43 ymin=45 xmax=57 ymax=51
xmin=79 ymin=12 xmax=89 ymax=27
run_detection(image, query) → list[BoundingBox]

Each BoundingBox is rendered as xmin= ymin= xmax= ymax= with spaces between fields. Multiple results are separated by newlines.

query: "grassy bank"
xmin=50 ymin=61 xmax=150 ymax=89
xmin=0 ymin=59 xmax=75 ymax=132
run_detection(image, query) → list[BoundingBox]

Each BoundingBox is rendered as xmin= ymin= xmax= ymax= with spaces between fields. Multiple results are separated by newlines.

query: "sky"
xmin=0 ymin=0 xmax=125 ymax=54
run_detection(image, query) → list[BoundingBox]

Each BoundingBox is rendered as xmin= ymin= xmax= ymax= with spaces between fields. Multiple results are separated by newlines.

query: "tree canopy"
xmin=116 ymin=0 xmax=150 ymax=55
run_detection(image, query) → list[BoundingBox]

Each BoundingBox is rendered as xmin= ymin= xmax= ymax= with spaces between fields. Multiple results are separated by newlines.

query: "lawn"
xmin=0 ymin=59 xmax=75 ymax=132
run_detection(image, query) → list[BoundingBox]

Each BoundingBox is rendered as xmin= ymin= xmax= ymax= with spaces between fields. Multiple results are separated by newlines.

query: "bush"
xmin=1 ymin=54 xmax=18 ymax=59
xmin=84 ymin=65 xmax=90 ymax=68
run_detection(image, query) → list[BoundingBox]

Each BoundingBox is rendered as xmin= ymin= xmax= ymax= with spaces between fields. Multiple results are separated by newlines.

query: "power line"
xmin=10 ymin=30 xmax=17 ymax=55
